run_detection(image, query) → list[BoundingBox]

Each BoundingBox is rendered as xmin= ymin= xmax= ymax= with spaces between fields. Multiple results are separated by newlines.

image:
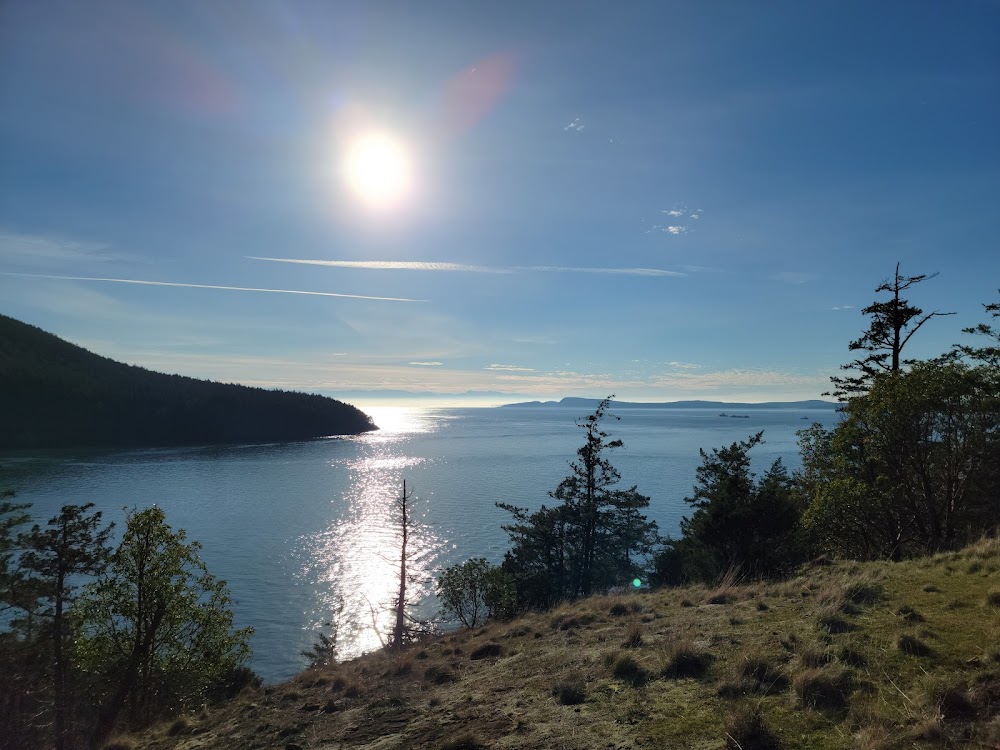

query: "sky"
xmin=1 ymin=1 xmax=998 ymax=406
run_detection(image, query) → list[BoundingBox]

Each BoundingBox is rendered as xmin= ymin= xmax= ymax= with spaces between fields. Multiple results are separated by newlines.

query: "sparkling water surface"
xmin=2 ymin=405 xmax=839 ymax=681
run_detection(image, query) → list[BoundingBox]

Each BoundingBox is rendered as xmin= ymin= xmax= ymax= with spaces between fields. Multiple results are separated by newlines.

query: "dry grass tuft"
xmin=439 ymin=733 xmax=485 ymax=750
xmin=622 ymin=622 xmax=643 ymax=648
xmin=610 ymin=653 xmax=648 ymax=686
xmin=469 ymin=642 xmax=503 ymax=660
xmin=844 ymin=580 xmax=886 ymax=606
xmin=662 ymin=638 xmax=713 ymax=679
xmin=897 ymin=633 xmax=932 ymax=657
xmin=817 ymin=609 xmax=855 ymax=634
xmin=798 ymin=645 xmax=833 ymax=668
xmin=730 ymin=652 xmax=788 ymax=696
xmin=723 ymin=702 xmax=782 ymax=749
xmin=838 ymin=646 xmax=867 ymax=668
xmin=985 ymin=589 xmax=1000 ymax=608
xmin=707 ymin=566 xmax=741 ymax=605
xmin=424 ymin=665 xmax=456 ymax=685
xmin=551 ymin=675 xmax=587 ymax=705
xmin=793 ymin=667 xmax=852 ymax=713
xmin=895 ymin=605 xmax=924 ymax=623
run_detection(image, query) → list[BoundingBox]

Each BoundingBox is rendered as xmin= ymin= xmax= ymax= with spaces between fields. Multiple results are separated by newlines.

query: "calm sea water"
xmin=2 ymin=405 xmax=839 ymax=681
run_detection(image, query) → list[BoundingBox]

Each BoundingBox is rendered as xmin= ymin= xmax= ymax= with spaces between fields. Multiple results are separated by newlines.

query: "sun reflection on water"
xmin=361 ymin=405 xmax=439 ymax=436
xmin=297 ymin=419 xmax=442 ymax=660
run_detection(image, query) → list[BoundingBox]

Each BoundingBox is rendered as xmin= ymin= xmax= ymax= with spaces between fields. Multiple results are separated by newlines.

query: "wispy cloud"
xmin=773 ymin=271 xmax=818 ymax=284
xmin=665 ymin=361 xmax=702 ymax=370
xmin=563 ymin=117 xmax=584 ymax=131
xmin=661 ymin=206 xmax=703 ymax=219
xmin=250 ymin=257 xmax=684 ymax=277
xmin=485 ymin=363 xmax=535 ymax=372
xmin=0 ymin=229 xmax=121 ymax=264
xmin=408 ymin=361 xmax=443 ymax=366
xmin=248 ymin=257 xmax=507 ymax=273
xmin=664 ymin=226 xmax=687 ymax=235
xmin=515 ymin=265 xmax=683 ymax=277
xmin=832 ymin=305 xmax=856 ymax=310
xmin=1 ymin=272 xmax=424 ymax=302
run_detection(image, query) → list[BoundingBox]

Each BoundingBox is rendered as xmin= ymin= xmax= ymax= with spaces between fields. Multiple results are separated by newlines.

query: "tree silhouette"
xmin=499 ymin=397 xmax=657 ymax=607
xmin=828 ymin=263 xmax=953 ymax=399
xmin=20 ymin=504 xmax=113 ymax=750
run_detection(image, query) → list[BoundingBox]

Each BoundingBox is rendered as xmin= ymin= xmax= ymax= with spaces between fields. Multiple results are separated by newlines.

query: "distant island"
xmin=0 ymin=315 xmax=376 ymax=450
xmin=501 ymin=396 xmax=839 ymax=410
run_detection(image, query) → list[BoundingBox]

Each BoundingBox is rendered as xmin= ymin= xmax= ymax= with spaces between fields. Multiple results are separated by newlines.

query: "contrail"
xmin=248 ymin=257 xmax=683 ymax=277
xmin=1 ymin=272 xmax=425 ymax=302
xmin=247 ymin=257 xmax=508 ymax=273
xmin=514 ymin=266 xmax=683 ymax=277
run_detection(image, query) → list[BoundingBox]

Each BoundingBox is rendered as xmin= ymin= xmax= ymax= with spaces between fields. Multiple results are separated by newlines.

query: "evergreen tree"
xmin=828 ymin=263 xmax=953 ymax=399
xmin=953 ymin=291 xmax=1000 ymax=367
xmin=499 ymin=397 xmax=657 ymax=607
xmin=658 ymin=433 xmax=805 ymax=583
xmin=20 ymin=504 xmax=113 ymax=750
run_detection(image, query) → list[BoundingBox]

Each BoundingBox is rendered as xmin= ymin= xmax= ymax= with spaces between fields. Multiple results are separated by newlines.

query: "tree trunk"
xmin=391 ymin=481 xmax=408 ymax=650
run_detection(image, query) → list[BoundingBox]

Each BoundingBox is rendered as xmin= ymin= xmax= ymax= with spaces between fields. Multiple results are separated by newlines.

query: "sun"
xmin=342 ymin=132 xmax=413 ymax=210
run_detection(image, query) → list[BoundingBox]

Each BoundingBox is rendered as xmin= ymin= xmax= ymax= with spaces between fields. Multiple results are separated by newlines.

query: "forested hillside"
xmin=0 ymin=315 xmax=375 ymax=449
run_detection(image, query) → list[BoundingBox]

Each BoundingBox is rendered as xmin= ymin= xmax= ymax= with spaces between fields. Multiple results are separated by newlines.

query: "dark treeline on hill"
xmin=0 ymin=315 xmax=375 ymax=450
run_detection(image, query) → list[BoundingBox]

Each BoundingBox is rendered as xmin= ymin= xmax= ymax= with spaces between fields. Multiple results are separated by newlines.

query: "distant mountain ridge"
xmin=0 ymin=315 xmax=376 ymax=450
xmin=500 ymin=396 xmax=838 ymax=410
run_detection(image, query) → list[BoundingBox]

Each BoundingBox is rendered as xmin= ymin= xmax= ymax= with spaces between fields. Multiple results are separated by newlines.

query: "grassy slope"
xmin=129 ymin=539 xmax=1000 ymax=750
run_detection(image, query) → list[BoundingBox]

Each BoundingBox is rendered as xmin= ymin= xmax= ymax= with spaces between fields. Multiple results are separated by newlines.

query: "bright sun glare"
xmin=343 ymin=132 xmax=413 ymax=210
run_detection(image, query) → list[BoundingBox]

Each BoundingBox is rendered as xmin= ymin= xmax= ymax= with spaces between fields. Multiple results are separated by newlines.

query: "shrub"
xmin=986 ymin=590 xmax=1000 ymax=608
xmin=438 ymin=558 xmax=517 ymax=628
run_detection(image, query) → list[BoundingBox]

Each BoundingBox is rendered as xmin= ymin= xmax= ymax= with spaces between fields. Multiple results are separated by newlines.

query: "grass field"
xmin=121 ymin=537 xmax=1000 ymax=750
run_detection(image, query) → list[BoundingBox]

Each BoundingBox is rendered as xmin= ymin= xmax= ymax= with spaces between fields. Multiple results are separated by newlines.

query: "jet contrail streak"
xmin=1 ymin=272 xmax=425 ymax=302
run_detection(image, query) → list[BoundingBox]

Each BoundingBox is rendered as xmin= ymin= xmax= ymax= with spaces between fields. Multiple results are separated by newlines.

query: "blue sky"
xmin=1 ymin=1 xmax=998 ymax=405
